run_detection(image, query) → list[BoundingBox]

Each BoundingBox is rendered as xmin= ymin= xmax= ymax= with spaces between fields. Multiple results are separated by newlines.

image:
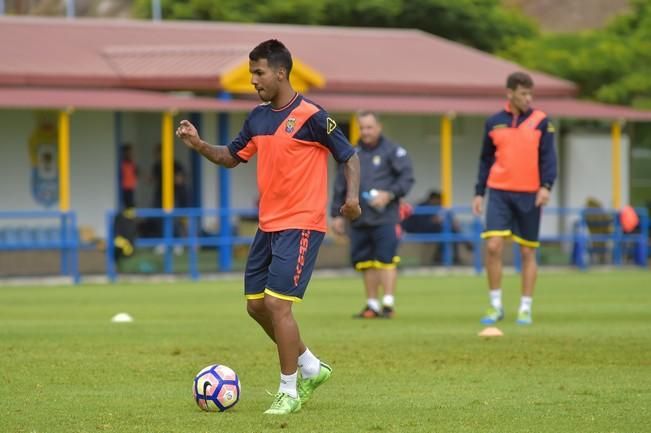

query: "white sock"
xmin=519 ymin=296 xmax=533 ymax=313
xmin=489 ymin=289 xmax=502 ymax=310
xmin=367 ymin=298 xmax=381 ymax=312
xmin=298 ymin=348 xmax=321 ymax=379
xmin=279 ymin=371 xmax=298 ymax=398
xmin=382 ymin=294 xmax=395 ymax=307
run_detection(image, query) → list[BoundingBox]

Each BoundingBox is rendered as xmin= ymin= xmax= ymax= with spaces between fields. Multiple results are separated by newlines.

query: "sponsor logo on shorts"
xmin=293 ymin=230 xmax=311 ymax=286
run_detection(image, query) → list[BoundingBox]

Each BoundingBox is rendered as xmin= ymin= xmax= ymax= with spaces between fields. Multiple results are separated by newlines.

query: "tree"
xmin=132 ymin=0 xmax=537 ymax=53
xmin=319 ymin=0 xmax=537 ymax=53
xmin=500 ymin=0 xmax=651 ymax=108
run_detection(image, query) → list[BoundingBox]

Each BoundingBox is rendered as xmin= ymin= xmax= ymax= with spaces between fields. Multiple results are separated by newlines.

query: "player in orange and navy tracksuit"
xmin=176 ymin=40 xmax=361 ymax=415
xmin=472 ymin=71 xmax=557 ymax=327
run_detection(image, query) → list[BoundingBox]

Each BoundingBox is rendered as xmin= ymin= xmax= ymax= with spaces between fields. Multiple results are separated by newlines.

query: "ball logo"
xmin=193 ymin=364 xmax=241 ymax=412
xmin=285 ymin=117 xmax=296 ymax=133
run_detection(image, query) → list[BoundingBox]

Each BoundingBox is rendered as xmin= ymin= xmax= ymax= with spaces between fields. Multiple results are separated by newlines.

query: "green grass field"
xmin=1 ymin=271 xmax=650 ymax=433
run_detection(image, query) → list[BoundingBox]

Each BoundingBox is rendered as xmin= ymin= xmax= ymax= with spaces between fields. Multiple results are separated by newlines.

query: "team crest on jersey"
xmin=285 ymin=117 xmax=296 ymax=133
xmin=372 ymin=155 xmax=381 ymax=166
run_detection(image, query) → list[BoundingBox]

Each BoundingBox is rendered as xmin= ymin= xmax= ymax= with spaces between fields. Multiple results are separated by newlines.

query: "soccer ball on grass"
xmin=192 ymin=364 xmax=241 ymax=412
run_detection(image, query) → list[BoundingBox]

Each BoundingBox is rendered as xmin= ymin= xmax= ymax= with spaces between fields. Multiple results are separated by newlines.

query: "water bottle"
xmin=362 ymin=189 xmax=384 ymax=211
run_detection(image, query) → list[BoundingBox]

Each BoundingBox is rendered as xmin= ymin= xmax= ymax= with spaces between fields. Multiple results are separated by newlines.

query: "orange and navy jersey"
xmin=227 ymin=93 xmax=355 ymax=232
xmin=475 ymin=104 xmax=557 ymax=195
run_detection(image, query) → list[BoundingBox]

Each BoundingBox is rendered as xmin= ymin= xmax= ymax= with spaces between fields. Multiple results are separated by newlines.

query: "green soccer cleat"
xmin=297 ymin=362 xmax=333 ymax=405
xmin=516 ymin=310 xmax=533 ymax=325
xmin=480 ymin=306 xmax=504 ymax=325
xmin=263 ymin=392 xmax=301 ymax=415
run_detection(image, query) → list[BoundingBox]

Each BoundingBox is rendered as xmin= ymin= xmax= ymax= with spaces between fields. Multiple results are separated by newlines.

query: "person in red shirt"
xmin=473 ymin=71 xmax=557 ymax=326
xmin=176 ymin=39 xmax=361 ymax=415
xmin=119 ymin=143 xmax=138 ymax=209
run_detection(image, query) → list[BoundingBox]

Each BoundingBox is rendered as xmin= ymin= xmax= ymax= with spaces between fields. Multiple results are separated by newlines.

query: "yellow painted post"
xmin=58 ymin=109 xmax=71 ymax=212
xmin=349 ymin=113 xmax=359 ymax=146
xmin=440 ymin=114 xmax=453 ymax=207
xmin=161 ymin=111 xmax=175 ymax=211
xmin=611 ymin=120 xmax=622 ymax=209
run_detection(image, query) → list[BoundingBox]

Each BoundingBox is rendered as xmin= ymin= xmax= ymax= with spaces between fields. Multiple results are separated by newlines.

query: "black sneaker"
xmin=353 ymin=306 xmax=381 ymax=319
xmin=382 ymin=306 xmax=395 ymax=318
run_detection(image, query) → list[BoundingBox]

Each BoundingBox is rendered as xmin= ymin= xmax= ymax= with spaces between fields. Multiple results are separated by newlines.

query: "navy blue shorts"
xmin=349 ymin=223 xmax=400 ymax=270
xmin=244 ymin=228 xmax=325 ymax=302
xmin=483 ymin=189 xmax=541 ymax=247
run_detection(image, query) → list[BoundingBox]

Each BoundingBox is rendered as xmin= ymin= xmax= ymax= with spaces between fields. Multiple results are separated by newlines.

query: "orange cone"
xmin=478 ymin=327 xmax=503 ymax=337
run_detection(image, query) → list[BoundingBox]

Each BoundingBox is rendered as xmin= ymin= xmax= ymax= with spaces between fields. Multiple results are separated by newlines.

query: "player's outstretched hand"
xmin=176 ymin=120 xmax=202 ymax=150
xmin=340 ymin=200 xmax=361 ymax=221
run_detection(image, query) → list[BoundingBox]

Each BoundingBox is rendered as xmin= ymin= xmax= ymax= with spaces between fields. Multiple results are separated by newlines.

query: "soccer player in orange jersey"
xmin=176 ymin=39 xmax=361 ymax=414
xmin=473 ymin=72 xmax=557 ymax=326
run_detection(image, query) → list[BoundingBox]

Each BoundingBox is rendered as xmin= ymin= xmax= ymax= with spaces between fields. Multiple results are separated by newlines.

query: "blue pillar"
xmin=188 ymin=216 xmax=199 ymax=280
xmin=59 ymin=212 xmax=69 ymax=277
xmin=189 ymin=112 xmax=203 ymax=208
xmin=105 ymin=210 xmax=117 ymax=282
xmin=114 ymin=112 xmax=123 ymax=209
xmin=442 ymin=209 xmax=453 ymax=267
xmin=472 ymin=216 xmax=483 ymax=274
xmin=163 ymin=214 xmax=174 ymax=273
xmin=613 ymin=211 xmax=623 ymax=266
xmin=218 ymin=106 xmax=232 ymax=271
xmin=69 ymin=211 xmax=80 ymax=284
xmin=639 ymin=209 xmax=649 ymax=266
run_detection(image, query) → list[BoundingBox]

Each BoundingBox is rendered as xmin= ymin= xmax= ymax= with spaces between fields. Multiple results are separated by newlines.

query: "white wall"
xmin=563 ymin=132 xmax=629 ymax=210
xmin=0 ymin=110 xmax=40 ymax=211
xmin=0 ymin=110 xmax=114 ymax=237
xmin=199 ymin=112 xmax=218 ymax=228
xmin=380 ymin=114 xmax=440 ymax=204
xmin=0 ymin=109 xmax=628 ymax=241
xmin=69 ymin=111 xmax=115 ymax=236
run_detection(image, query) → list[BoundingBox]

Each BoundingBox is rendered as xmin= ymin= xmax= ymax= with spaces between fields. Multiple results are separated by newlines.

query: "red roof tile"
xmin=312 ymin=93 xmax=651 ymax=120
xmin=0 ymin=16 xmax=576 ymax=96
xmin=0 ymin=87 xmax=255 ymax=112
xmin=2 ymin=87 xmax=649 ymax=121
xmin=101 ymin=45 xmax=249 ymax=89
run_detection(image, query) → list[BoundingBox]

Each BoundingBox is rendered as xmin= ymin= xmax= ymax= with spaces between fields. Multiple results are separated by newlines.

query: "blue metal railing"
xmin=400 ymin=205 xmax=484 ymax=273
xmin=567 ymin=207 xmax=649 ymax=270
xmin=104 ymin=205 xmax=649 ymax=280
xmin=402 ymin=206 xmax=649 ymax=273
xmin=105 ymin=207 xmax=257 ymax=281
xmin=1 ymin=206 xmax=646 ymax=283
xmin=0 ymin=210 xmax=80 ymax=282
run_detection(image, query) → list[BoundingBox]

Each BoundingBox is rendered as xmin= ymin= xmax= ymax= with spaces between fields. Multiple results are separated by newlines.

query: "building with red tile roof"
xmin=0 ymin=16 xmax=647 ymax=276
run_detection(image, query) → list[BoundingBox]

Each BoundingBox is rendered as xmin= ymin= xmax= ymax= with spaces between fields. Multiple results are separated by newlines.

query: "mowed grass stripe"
xmin=1 ymin=271 xmax=649 ymax=433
